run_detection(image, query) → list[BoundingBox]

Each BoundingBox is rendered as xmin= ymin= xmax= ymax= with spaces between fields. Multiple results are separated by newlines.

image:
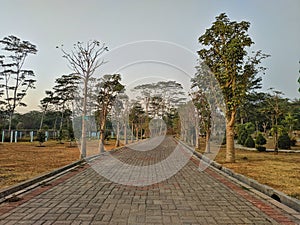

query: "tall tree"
xmin=40 ymin=90 xmax=54 ymax=130
xmin=198 ymin=13 xmax=269 ymax=162
xmin=58 ymin=40 xmax=108 ymax=158
xmin=0 ymin=35 xmax=37 ymax=136
xmin=52 ymin=74 xmax=80 ymax=131
xmin=94 ymin=74 xmax=124 ymax=153
xmin=266 ymin=89 xmax=287 ymax=153
xmin=190 ymin=89 xmax=211 ymax=152
xmin=129 ymin=101 xmax=145 ymax=141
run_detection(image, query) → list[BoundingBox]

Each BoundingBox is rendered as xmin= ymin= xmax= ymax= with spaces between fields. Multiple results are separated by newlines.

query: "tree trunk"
xmin=60 ymin=110 xmax=64 ymax=131
xmin=115 ymin=121 xmax=120 ymax=147
xmin=8 ymin=112 xmax=13 ymax=140
xmin=274 ymin=131 xmax=278 ymax=154
xmin=225 ymin=113 xmax=235 ymax=163
xmin=274 ymin=116 xmax=278 ymax=154
xmin=99 ymin=119 xmax=106 ymax=153
xmin=99 ymin=130 xmax=105 ymax=153
xmin=81 ymin=79 xmax=88 ymax=158
xmin=135 ymin=126 xmax=139 ymax=141
xmin=131 ymin=122 xmax=134 ymax=143
xmin=195 ymin=126 xmax=199 ymax=149
xmin=124 ymin=123 xmax=128 ymax=145
xmin=39 ymin=110 xmax=46 ymax=130
xmin=205 ymin=130 xmax=211 ymax=153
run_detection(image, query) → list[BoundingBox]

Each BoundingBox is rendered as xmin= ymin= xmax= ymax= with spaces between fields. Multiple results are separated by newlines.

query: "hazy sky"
xmin=0 ymin=0 xmax=299 ymax=113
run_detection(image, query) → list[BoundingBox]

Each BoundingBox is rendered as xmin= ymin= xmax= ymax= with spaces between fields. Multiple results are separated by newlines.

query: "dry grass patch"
xmin=208 ymin=147 xmax=300 ymax=200
xmin=0 ymin=141 xmax=80 ymax=189
xmin=0 ymin=139 xmax=124 ymax=190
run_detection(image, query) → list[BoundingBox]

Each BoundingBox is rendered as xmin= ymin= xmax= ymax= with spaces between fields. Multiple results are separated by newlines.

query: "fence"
xmin=0 ymin=129 xmax=116 ymax=143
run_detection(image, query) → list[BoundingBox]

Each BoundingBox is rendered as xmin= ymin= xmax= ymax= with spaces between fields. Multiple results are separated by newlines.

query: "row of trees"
xmin=1 ymin=13 xmax=299 ymax=163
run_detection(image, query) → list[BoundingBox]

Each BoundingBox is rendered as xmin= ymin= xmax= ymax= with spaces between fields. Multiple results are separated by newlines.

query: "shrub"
xmin=290 ymin=138 xmax=297 ymax=147
xmin=278 ymin=133 xmax=291 ymax=149
xmin=256 ymin=146 xmax=266 ymax=152
xmin=57 ymin=129 xmax=64 ymax=144
xmin=37 ymin=130 xmax=46 ymax=146
xmin=245 ymin=136 xmax=255 ymax=148
xmin=68 ymin=126 xmax=75 ymax=147
xmin=255 ymin=133 xmax=267 ymax=151
xmin=256 ymin=133 xmax=267 ymax=146
xmin=238 ymin=130 xmax=248 ymax=145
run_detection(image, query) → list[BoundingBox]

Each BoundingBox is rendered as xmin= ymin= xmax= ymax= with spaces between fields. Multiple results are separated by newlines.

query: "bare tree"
xmin=58 ymin=41 xmax=108 ymax=158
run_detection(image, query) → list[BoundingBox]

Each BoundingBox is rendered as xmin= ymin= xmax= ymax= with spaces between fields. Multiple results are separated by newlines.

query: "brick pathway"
xmin=0 ymin=136 xmax=299 ymax=225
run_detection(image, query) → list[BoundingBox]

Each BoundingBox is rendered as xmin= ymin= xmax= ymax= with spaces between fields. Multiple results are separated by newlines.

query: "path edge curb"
xmin=177 ymin=139 xmax=300 ymax=213
xmin=0 ymin=159 xmax=85 ymax=201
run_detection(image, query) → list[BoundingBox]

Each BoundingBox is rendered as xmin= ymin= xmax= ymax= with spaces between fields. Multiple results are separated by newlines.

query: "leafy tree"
xmin=94 ymin=74 xmax=125 ymax=153
xmin=19 ymin=110 xmax=42 ymax=129
xmin=0 ymin=35 xmax=37 ymax=137
xmin=191 ymin=89 xmax=211 ymax=151
xmin=237 ymin=122 xmax=255 ymax=146
xmin=132 ymin=81 xmax=186 ymax=136
xmin=40 ymin=90 xmax=54 ymax=130
xmin=282 ymin=112 xmax=298 ymax=137
xmin=237 ymin=129 xmax=248 ymax=146
xmin=198 ymin=13 xmax=269 ymax=162
xmin=111 ymin=93 xmax=130 ymax=146
xmin=265 ymin=89 xmax=290 ymax=153
xmin=58 ymin=40 xmax=108 ymax=158
xmin=52 ymin=74 xmax=80 ymax=131
xmin=129 ymin=101 xmax=145 ymax=141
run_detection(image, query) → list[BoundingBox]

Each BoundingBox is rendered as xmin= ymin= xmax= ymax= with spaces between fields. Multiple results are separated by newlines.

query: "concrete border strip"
xmin=0 ymin=159 xmax=85 ymax=203
xmin=177 ymin=139 xmax=300 ymax=215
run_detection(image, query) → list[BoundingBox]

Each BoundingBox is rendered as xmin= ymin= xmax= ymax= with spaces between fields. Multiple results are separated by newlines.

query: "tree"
xmin=129 ymin=101 xmax=145 ymax=141
xmin=0 ymin=35 xmax=37 ymax=137
xmin=266 ymin=89 xmax=289 ymax=153
xmin=282 ymin=112 xmax=298 ymax=138
xmin=190 ymin=89 xmax=211 ymax=152
xmin=94 ymin=74 xmax=125 ymax=153
xmin=52 ymin=74 xmax=80 ymax=131
xmin=58 ymin=40 xmax=108 ymax=158
xmin=132 ymin=81 xmax=186 ymax=138
xmin=40 ymin=90 xmax=54 ymax=130
xmin=198 ymin=13 xmax=269 ymax=162
xmin=111 ymin=93 xmax=129 ymax=146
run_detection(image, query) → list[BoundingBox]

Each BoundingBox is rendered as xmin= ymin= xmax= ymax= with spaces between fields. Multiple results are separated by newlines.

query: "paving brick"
xmin=0 ymin=136 xmax=299 ymax=224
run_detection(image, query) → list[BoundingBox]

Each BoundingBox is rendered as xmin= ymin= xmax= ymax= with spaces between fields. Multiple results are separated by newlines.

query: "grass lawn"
xmin=0 ymin=139 xmax=121 ymax=190
xmin=213 ymin=147 xmax=300 ymax=200
xmin=197 ymin=136 xmax=300 ymax=200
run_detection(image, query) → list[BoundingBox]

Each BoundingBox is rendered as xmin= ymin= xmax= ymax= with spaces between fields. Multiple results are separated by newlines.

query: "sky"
xmin=0 ymin=0 xmax=299 ymax=113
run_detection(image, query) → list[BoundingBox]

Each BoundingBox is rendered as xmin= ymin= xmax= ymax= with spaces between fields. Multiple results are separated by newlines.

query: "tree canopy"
xmin=197 ymin=13 xmax=269 ymax=162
